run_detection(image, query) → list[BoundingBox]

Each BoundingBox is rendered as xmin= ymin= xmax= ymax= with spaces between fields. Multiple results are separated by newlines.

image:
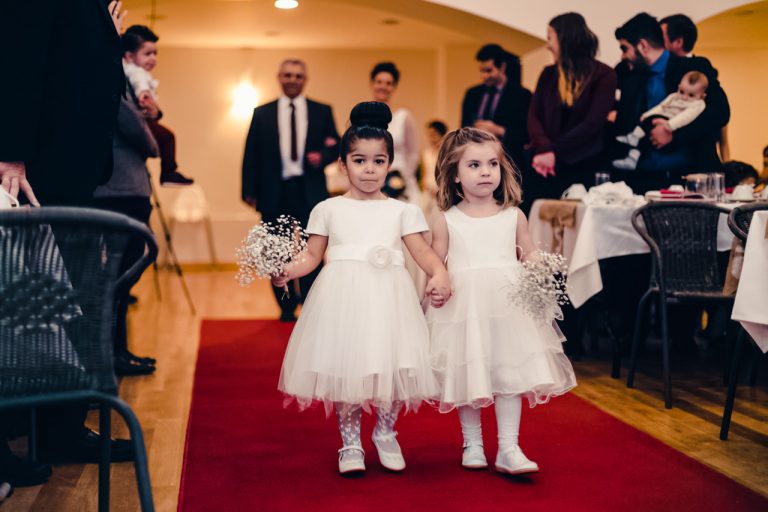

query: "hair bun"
xmin=349 ymin=101 xmax=391 ymax=130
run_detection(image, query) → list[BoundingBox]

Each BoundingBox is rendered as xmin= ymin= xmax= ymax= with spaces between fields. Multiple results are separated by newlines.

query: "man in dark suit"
xmin=0 ymin=0 xmax=133 ymax=481
xmin=461 ymin=44 xmax=531 ymax=167
xmin=242 ymin=59 xmax=340 ymax=321
xmin=613 ymin=13 xmax=730 ymax=193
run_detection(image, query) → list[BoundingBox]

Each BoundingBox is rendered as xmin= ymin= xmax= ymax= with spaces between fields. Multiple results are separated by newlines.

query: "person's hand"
xmin=140 ymin=97 xmax=159 ymax=119
xmin=429 ymin=289 xmax=448 ymax=308
xmin=425 ymin=270 xmax=452 ymax=304
xmin=650 ymin=119 xmax=673 ymax=148
xmin=107 ymin=1 xmax=127 ymax=33
xmin=138 ymin=91 xmax=152 ymax=104
xmin=474 ymin=120 xmax=505 ymax=138
xmin=0 ymin=161 xmax=40 ymax=207
xmin=306 ymin=151 xmax=322 ymax=167
xmin=245 ymin=197 xmax=258 ymax=208
xmin=271 ymin=269 xmax=292 ymax=289
xmin=532 ymin=152 xmax=556 ymax=178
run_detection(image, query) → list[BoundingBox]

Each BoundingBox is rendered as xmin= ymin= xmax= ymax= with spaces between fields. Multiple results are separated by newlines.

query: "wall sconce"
xmin=231 ymin=80 xmax=259 ymax=120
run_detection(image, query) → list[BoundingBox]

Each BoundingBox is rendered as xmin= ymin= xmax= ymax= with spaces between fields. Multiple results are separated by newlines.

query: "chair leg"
xmin=659 ymin=296 xmax=672 ymax=409
xmin=107 ymin=398 xmax=155 ymax=512
xmin=98 ymin=403 xmax=111 ymax=512
xmin=721 ymin=329 xmax=747 ymax=440
xmin=627 ymin=290 xmax=653 ymax=388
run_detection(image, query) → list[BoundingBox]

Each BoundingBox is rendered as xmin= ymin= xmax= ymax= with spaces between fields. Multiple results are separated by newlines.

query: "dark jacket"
xmin=614 ymin=53 xmax=729 ymax=172
xmin=528 ymin=62 xmax=617 ymax=166
xmin=461 ymin=84 xmax=531 ymax=166
xmin=0 ymin=0 xmax=124 ymax=205
xmin=241 ymin=99 xmax=340 ymax=215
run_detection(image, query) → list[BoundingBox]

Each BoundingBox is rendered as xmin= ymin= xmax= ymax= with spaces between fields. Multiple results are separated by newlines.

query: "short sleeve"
xmin=401 ymin=203 xmax=429 ymax=236
xmin=306 ymin=200 xmax=329 ymax=236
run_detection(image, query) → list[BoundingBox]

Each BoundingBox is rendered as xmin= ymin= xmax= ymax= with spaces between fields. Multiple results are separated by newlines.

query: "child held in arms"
xmin=122 ymin=25 xmax=194 ymax=186
xmin=613 ymin=71 xmax=709 ymax=170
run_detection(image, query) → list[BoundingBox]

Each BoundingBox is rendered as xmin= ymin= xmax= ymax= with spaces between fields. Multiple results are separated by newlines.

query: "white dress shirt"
xmin=277 ymin=94 xmax=308 ymax=180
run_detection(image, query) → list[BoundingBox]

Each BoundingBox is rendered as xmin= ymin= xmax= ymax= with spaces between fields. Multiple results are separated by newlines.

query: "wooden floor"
xmin=6 ymin=269 xmax=768 ymax=511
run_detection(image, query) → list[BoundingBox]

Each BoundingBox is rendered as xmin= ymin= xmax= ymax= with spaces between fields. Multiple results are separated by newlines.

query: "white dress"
xmin=278 ymin=196 xmax=439 ymax=416
xmin=425 ymin=206 xmax=577 ymax=413
xmin=389 ymin=108 xmax=421 ymax=207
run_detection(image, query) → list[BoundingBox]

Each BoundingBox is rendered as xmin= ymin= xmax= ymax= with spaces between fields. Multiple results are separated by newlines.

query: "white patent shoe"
xmin=461 ymin=443 xmax=488 ymax=469
xmin=371 ymin=431 xmax=406 ymax=471
xmin=338 ymin=446 xmax=365 ymax=475
xmin=495 ymin=445 xmax=539 ymax=475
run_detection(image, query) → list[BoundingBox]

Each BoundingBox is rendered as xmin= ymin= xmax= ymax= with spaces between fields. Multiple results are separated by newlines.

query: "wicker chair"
xmin=0 ymin=207 xmax=157 ymax=511
xmin=720 ymin=203 xmax=768 ymax=440
xmin=626 ymin=202 xmax=733 ymax=409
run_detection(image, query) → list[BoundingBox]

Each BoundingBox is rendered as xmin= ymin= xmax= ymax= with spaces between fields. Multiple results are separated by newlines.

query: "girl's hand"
xmin=272 ymin=270 xmax=291 ymax=289
xmin=429 ymin=289 xmax=447 ymax=308
xmin=426 ymin=270 xmax=452 ymax=304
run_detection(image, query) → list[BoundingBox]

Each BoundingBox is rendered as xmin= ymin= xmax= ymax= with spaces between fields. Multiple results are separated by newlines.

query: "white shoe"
xmin=613 ymin=149 xmax=641 ymax=170
xmin=338 ymin=446 xmax=365 ymax=474
xmin=371 ymin=431 xmax=406 ymax=471
xmin=461 ymin=443 xmax=488 ymax=469
xmin=495 ymin=445 xmax=539 ymax=475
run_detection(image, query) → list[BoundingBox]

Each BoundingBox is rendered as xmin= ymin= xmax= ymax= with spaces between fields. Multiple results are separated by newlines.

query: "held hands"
xmin=532 ymin=151 xmax=556 ymax=178
xmin=650 ymin=119 xmax=673 ymax=148
xmin=474 ymin=120 xmax=505 ymax=138
xmin=425 ymin=270 xmax=452 ymax=308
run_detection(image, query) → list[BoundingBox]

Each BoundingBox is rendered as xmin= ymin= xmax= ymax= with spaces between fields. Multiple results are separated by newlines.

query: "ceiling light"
xmin=274 ymin=0 xmax=298 ymax=9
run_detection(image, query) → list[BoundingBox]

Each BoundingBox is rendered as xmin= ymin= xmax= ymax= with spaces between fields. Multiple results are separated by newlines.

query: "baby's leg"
xmin=458 ymin=405 xmax=487 ymax=469
xmin=372 ymin=402 xmax=406 ymax=470
xmin=494 ymin=394 xmax=538 ymax=474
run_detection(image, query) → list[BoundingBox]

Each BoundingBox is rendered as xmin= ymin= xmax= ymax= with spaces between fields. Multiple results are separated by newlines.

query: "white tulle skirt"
xmin=426 ymin=265 xmax=577 ymax=413
xmin=278 ymin=260 xmax=439 ymax=417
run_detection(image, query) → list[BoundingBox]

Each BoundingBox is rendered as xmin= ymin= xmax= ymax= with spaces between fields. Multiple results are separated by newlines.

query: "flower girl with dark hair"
xmin=426 ymin=127 xmax=576 ymax=475
xmin=273 ymin=102 xmax=451 ymax=475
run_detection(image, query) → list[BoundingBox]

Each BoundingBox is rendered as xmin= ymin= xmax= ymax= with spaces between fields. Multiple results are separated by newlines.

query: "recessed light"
xmin=275 ymin=0 xmax=298 ymax=9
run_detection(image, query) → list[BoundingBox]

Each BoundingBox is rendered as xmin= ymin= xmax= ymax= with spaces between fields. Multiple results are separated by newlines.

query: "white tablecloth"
xmin=529 ymin=200 xmax=735 ymax=309
xmin=731 ymin=211 xmax=768 ymax=353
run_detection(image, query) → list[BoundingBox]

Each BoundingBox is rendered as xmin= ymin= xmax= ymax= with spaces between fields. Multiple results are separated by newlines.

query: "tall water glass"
xmin=594 ymin=172 xmax=611 ymax=186
xmin=708 ymin=172 xmax=725 ymax=202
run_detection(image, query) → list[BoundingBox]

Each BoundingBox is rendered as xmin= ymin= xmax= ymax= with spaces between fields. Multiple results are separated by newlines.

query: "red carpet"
xmin=178 ymin=320 xmax=767 ymax=512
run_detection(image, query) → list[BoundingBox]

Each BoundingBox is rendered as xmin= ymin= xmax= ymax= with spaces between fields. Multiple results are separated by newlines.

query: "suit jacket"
xmin=0 ymin=0 xmax=124 ymax=205
xmin=614 ymin=53 xmax=729 ymax=172
xmin=528 ymin=62 xmax=617 ymax=166
xmin=241 ymin=98 xmax=340 ymax=215
xmin=461 ymin=83 xmax=531 ymax=166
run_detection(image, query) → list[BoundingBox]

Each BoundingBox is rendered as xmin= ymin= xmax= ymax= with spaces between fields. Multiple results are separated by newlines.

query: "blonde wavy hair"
xmin=435 ymin=127 xmax=522 ymax=211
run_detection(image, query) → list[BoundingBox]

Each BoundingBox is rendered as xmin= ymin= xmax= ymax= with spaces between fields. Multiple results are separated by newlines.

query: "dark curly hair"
xmin=339 ymin=102 xmax=394 ymax=164
xmin=370 ymin=62 xmax=400 ymax=84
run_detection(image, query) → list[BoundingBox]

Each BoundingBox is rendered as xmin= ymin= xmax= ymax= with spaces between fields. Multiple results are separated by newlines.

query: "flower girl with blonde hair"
xmin=426 ymin=127 xmax=576 ymax=474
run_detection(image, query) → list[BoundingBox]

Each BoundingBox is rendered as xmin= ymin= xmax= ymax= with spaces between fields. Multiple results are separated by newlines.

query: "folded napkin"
xmin=538 ymin=200 xmax=578 ymax=255
xmin=583 ymin=181 xmax=644 ymax=206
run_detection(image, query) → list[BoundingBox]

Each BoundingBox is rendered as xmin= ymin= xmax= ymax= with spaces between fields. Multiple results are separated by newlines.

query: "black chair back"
xmin=0 ymin=207 xmax=157 ymax=398
xmin=727 ymin=203 xmax=768 ymax=243
xmin=631 ymin=202 xmax=728 ymax=295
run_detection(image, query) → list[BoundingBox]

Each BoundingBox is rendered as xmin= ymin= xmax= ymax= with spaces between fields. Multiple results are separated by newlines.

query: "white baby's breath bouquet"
xmin=508 ymin=251 xmax=569 ymax=325
xmin=236 ymin=215 xmax=308 ymax=297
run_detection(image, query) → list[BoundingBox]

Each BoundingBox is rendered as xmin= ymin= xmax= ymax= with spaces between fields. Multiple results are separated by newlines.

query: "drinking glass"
xmin=594 ymin=172 xmax=611 ymax=186
xmin=684 ymin=175 xmax=708 ymax=197
xmin=707 ymin=172 xmax=725 ymax=202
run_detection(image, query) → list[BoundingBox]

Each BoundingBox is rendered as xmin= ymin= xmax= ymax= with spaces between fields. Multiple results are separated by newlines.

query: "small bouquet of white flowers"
xmin=508 ymin=251 xmax=569 ymax=325
xmin=236 ymin=215 xmax=308 ymax=298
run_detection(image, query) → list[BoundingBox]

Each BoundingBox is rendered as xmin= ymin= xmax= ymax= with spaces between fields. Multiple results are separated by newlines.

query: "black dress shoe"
xmin=114 ymin=354 xmax=156 ymax=376
xmin=127 ymin=294 xmax=139 ymax=305
xmin=119 ymin=350 xmax=157 ymax=366
xmin=0 ymin=444 xmax=52 ymax=487
xmin=40 ymin=428 xmax=134 ymax=464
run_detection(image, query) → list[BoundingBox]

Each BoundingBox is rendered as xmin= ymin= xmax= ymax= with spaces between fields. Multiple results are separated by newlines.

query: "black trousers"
xmin=261 ymin=177 xmax=322 ymax=316
xmin=92 ymin=196 xmax=153 ymax=354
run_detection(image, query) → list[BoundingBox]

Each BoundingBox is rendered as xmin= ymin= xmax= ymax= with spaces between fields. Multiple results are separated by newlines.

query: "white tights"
xmin=335 ymin=402 xmax=402 ymax=450
xmin=458 ymin=394 xmax=521 ymax=451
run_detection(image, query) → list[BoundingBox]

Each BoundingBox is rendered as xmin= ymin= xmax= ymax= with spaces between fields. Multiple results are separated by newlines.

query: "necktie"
xmin=290 ymin=101 xmax=298 ymax=162
xmin=479 ymin=87 xmax=496 ymax=121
